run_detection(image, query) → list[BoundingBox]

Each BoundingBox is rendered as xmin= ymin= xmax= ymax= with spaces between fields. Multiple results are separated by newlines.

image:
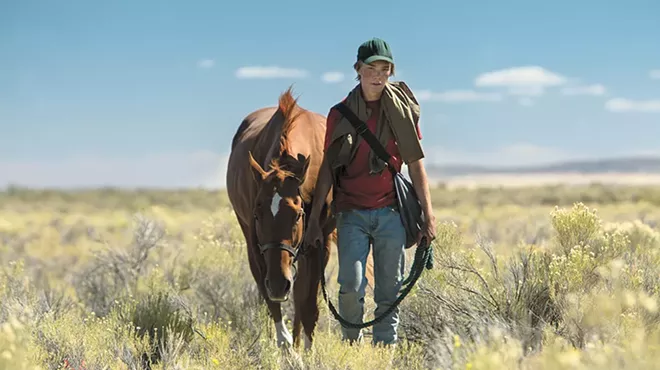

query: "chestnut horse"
xmin=226 ymin=87 xmax=335 ymax=350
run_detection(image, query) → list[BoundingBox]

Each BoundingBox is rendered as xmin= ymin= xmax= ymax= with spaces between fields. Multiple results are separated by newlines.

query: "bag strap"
xmin=333 ymin=102 xmax=396 ymax=174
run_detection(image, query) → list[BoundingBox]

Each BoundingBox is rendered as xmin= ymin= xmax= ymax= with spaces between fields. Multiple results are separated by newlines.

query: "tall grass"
xmin=1 ymin=185 xmax=659 ymax=369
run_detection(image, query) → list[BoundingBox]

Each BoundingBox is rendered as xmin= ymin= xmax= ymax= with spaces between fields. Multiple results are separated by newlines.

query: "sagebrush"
xmin=1 ymin=185 xmax=660 ymax=369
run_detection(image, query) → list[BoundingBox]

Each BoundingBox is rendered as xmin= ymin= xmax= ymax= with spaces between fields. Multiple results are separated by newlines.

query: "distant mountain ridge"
xmin=426 ymin=156 xmax=660 ymax=177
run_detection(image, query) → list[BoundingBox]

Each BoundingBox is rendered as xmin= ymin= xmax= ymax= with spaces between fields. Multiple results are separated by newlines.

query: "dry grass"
xmin=1 ymin=184 xmax=660 ymax=369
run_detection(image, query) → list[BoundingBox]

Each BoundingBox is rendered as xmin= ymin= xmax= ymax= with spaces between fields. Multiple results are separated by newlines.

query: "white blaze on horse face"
xmin=270 ymin=192 xmax=282 ymax=217
xmin=274 ymin=320 xmax=293 ymax=347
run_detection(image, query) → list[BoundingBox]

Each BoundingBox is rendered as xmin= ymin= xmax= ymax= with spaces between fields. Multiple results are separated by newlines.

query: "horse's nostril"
xmin=284 ymin=279 xmax=292 ymax=293
xmin=264 ymin=278 xmax=271 ymax=291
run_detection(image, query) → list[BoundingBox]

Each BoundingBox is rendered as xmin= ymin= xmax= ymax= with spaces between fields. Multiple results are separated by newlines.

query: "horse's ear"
xmin=295 ymin=154 xmax=311 ymax=183
xmin=248 ymin=151 xmax=268 ymax=180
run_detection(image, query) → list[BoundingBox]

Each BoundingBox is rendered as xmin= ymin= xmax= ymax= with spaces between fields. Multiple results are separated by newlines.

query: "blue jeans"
xmin=335 ymin=205 xmax=406 ymax=346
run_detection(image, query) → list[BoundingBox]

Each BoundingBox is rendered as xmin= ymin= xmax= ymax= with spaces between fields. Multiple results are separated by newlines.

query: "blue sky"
xmin=2 ymin=0 xmax=660 ymax=188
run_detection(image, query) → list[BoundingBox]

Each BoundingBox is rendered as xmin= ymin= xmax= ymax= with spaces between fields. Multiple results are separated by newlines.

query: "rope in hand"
xmin=318 ymin=237 xmax=435 ymax=330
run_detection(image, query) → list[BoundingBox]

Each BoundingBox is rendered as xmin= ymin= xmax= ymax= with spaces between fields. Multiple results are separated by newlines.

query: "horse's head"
xmin=248 ymin=150 xmax=310 ymax=302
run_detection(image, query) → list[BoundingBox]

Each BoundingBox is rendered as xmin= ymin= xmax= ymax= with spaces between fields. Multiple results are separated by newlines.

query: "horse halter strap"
xmin=258 ymin=241 xmax=299 ymax=258
xmin=253 ymin=188 xmax=307 ymax=276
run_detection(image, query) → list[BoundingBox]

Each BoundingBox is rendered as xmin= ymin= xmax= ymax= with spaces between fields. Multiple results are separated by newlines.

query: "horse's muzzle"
xmin=259 ymin=241 xmax=299 ymax=301
xmin=265 ymin=276 xmax=293 ymax=302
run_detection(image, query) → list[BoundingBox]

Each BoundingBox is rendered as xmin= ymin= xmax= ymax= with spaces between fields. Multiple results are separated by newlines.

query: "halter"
xmin=253 ymin=188 xmax=308 ymax=281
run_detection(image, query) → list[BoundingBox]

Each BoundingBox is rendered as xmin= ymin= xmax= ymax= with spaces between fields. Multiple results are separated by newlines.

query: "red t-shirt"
xmin=324 ymin=99 xmax=422 ymax=213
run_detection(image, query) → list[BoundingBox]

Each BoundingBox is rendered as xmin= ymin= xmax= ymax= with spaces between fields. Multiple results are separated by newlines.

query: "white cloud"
xmin=197 ymin=59 xmax=215 ymax=69
xmin=235 ymin=66 xmax=308 ymax=79
xmin=561 ymin=84 xmax=606 ymax=96
xmin=416 ymin=66 xmax=604 ymax=105
xmin=416 ymin=89 xmax=503 ymax=103
xmin=605 ymin=98 xmax=660 ymax=113
xmin=321 ymin=71 xmax=345 ymax=83
xmin=475 ymin=66 xmax=567 ymax=89
xmin=650 ymin=70 xmax=660 ymax=80
xmin=0 ymin=151 xmax=229 ymax=189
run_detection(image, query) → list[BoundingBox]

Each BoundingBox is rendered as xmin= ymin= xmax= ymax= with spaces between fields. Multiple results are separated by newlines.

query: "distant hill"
xmin=427 ymin=156 xmax=660 ymax=178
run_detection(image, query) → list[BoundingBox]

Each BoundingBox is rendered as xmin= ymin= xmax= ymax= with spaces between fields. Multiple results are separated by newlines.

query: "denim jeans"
xmin=335 ymin=205 xmax=406 ymax=346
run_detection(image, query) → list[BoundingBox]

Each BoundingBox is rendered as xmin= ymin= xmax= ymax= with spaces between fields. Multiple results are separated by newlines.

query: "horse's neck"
xmin=253 ymin=114 xmax=286 ymax=166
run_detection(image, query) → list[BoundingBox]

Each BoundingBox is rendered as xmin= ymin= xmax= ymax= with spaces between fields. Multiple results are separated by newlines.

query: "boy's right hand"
xmin=304 ymin=220 xmax=323 ymax=250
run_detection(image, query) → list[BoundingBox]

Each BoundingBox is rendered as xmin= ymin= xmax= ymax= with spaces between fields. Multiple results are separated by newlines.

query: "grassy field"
xmin=1 ymin=184 xmax=660 ymax=369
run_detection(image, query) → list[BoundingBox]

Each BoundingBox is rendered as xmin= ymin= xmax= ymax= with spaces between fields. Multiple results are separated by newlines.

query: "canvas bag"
xmin=333 ymin=102 xmax=425 ymax=249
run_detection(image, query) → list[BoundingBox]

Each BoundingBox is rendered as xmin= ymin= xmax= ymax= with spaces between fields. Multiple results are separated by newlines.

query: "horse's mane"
xmin=255 ymin=86 xmax=313 ymax=203
xmin=267 ymin=158 xmax=296 ymax=183
xmin=277 ymin=86 xmax=305 ymax=155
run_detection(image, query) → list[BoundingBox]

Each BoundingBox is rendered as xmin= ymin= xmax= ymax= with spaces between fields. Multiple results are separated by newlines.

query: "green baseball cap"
xmin=357 ymin=37 xmax=394 ymax=65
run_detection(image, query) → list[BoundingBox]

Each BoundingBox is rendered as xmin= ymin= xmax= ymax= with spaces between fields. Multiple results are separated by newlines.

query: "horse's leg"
xmin=291 ymin=240 xmax=320 ymax=350
xmin=270 ymin=303 xmax=292 ymax=348
xmin=293 ymin=250 xmax=314 ymax=351
xmin=292 ymin=282 xmax=304 ymax=349
xmin=298 ymin=233 xmax=331 ymax=351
